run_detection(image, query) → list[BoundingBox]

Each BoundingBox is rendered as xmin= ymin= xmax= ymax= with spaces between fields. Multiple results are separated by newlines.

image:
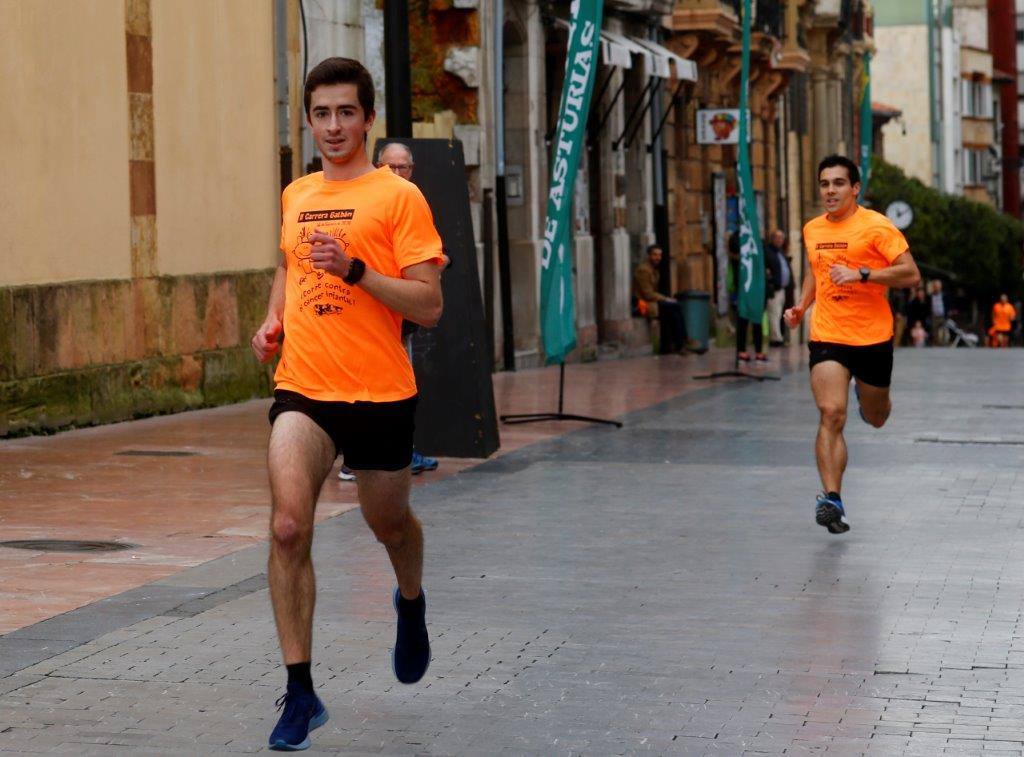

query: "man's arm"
xmin=251 ymin=260 xmax=287 ymax=363
xmin=829 ymin=251 xmax=921 ymax=288
xmin=306 ymin=230 xmax=443 ymax=327
xmin=783 ymin=263 xmax=816 ymax=328
xmin=359 ymin=261 xmax=443 ymax=327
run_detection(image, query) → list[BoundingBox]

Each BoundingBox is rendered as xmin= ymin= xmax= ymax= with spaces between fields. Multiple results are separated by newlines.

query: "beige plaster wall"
xmin=151 ymin=0 xmax=279 ymax=276
xmin=962 ymin=117 xmax=995 ymax=146
xmin=960 ymin=47 xmax=993 ymax=78
xmin=0 ymin=2 xmax=132 ymax=287
xmin=873 ymin=26 xmax=933 ymax=185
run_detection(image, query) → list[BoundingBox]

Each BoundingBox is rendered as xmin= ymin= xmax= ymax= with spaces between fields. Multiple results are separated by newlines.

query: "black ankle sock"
xmin=286 ymin=661 xmax=313 ymax=692
xmin=827 ymin=491 xmax=842 ymax=502
xmin=397 ymin=590 xmax=425 ymax=614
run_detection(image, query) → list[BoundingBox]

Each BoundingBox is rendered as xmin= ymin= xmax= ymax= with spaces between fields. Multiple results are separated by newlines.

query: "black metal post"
xmin=496 ymin=175 xmax=516 ymax=371
xmin=482 ymin=187 xmax=495 ymax=364
xmin=384 ymin=0 xmax=412 ymax=137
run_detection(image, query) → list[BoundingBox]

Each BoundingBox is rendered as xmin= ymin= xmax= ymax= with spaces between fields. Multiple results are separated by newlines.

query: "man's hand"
xmin=829 ymin=264 xmax=862 ymax=286
xmin=251 ymin=316 xmax=283 ymax=363
xmin=783 ymin=305 xmax=805 ymax=329
xmin=308 ymin=229 xmax=352 ymax=278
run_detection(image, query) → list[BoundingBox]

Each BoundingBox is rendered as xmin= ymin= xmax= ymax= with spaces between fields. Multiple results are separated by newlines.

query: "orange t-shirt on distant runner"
xmin=992 ymin=302 xmax=1016 ymax=332
xmin=274 ymin=167 xmax=444 ymax=402
xmin=802 ymin=206 xmax=909 ymax=346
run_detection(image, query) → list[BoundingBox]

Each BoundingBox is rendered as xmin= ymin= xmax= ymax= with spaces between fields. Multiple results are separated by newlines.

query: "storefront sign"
xmin=696 ymin=109 xmax=750 ymax=145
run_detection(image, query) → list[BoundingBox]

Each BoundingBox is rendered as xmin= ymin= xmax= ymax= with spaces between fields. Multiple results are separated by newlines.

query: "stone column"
xmin=125 ymin=0 xmax=157 ymax=279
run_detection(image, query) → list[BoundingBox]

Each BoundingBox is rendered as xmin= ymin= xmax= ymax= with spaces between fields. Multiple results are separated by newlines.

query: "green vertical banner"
xmin=539 ymin=0 xmax=603 ymax=364
xmin=859 ymin=51 xmax=872 ymax=200
xmin=737 ymin=0 xmax=765 ymax=323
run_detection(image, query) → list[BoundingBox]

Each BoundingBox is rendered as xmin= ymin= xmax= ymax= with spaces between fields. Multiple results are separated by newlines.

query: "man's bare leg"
xmin=356 ymin=468 xmax=422 ymax=599
xmin=356 ymin=466 xmax=430 ymax=684
xmin=854 ymin=379 xmax=891 ymax=429
xmin=267 ymin=412 xmax=335 ymax=664
xmin=810 ymin=361 xmax=851 ymax=495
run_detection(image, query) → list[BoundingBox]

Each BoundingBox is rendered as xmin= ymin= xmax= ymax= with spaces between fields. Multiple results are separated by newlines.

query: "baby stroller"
xmin=945 ymin=318 xmax=979 ymax=347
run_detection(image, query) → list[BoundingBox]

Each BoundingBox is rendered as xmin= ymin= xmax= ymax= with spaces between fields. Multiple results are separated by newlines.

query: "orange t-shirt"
xmin=274 ymin=167 xmax=444 ymax=402
xmin=992 ymin=302 xmax=1016 ymax=332
xmin=803 ymin=206 xmax=909 ymax=346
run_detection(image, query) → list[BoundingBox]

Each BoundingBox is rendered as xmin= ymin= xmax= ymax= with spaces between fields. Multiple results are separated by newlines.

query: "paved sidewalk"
xmin=0 ymin=348 xmax=753 ymax=634
xmin=3 ymin=349 xmax=1024 ymax=754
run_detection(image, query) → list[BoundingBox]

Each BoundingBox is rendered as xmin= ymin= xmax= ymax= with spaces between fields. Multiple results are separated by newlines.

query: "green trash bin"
xmin=678 ymin=290 xmax=711 ymax=352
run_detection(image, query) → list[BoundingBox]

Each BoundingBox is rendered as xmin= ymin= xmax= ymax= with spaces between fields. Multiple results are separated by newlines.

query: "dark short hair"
xmin=817 ymin=155 xmax=860 ymax=185
xmin=646 ymin=244 xmax=663 ymax=255
xmin=304 ymin=57 xmax=375 ymax=119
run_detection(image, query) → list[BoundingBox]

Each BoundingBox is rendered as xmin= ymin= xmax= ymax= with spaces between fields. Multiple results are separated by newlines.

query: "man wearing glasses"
xmin=337 ymin=142 xmax=441 ymax=481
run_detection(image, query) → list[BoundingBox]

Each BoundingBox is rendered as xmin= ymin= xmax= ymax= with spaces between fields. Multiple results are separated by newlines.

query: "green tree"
xmin=866 ymin=158 xmax=1022 ymax=300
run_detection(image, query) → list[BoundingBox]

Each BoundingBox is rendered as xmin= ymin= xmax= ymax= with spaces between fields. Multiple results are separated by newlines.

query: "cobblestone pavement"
xmin=2 ymin=349 xmax=1024 ymax=755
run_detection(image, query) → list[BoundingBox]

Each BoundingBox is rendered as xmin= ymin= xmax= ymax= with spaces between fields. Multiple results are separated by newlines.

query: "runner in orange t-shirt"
xmin=991 ymin=294 xmax=1016 ymax=348
xmin=249 ymin=58 xmax=443 ymax=751
xmin=784 ymin=155 xmax=921 ymax=536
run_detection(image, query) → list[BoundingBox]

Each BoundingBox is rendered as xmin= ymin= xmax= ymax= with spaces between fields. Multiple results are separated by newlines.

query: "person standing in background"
xmin=765 ymin=229 xmax=791 ymax=347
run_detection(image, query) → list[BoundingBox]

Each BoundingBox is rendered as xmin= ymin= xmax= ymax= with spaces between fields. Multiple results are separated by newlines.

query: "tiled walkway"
xmin=0 ymin=348 xmax=762 ymax=634
xmin=4 ymin=348 xmax=1023 ymax=755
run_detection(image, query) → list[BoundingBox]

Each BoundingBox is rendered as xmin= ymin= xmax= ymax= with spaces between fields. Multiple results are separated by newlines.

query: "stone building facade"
xmin=1 ymin=1 xmax=279 ymax=437
xmin=667 ymin=0 xmax=873 ymax=324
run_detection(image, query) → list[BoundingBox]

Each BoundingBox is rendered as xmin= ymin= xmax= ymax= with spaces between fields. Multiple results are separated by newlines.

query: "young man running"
xmin=251 ymin=57 xmax=444 ymax=751
xmin=784 ymin=155 xmax=920 ymax=534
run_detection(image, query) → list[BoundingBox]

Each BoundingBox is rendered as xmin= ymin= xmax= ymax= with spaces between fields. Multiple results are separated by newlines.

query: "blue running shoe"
xmin=268 ymin=683 xmax=328 ymax=751
xmin=410 ymin=450 xmax=439 ymax=475
xmin=392 ymin=587 xmax=431 ymax=684
xmin=815 ymin=492 xmax=850 ymax=534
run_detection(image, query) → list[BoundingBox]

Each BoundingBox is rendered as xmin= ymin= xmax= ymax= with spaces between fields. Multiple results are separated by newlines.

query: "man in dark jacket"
xmin=764 ymin=229 xmax=791 ymax=346
xmin=633 ymin=245 xmax=687 ymax=353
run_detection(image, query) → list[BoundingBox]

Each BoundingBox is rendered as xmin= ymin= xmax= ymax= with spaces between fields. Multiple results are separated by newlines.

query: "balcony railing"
xmin=720 ymin=0 xmax=783 ymax=39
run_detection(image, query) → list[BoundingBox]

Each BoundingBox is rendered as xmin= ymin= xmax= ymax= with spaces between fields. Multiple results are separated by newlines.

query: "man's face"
xmin=307 ymin=83 xmax=374 ymax=165
xmin=378 ymin=145 xmax=414 ymax=180
xmin=915 ymin=288 xmax=925 ymax=300
xmin=648 ymin=248 xmax=663 ymax=267
xmin=771 ymin=231 xmax=785 ymax=247
xmin=818 ymin=166 xmax=860 ymax=216
xmin=1001 ymin=294 xmax=1009 ymax=304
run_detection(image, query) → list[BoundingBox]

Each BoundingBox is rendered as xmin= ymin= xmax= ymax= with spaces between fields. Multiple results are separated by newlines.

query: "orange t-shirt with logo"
xmin=992 ymin=302 xmax=1016 ymax=332
xmin=803 ymin=206 xmax=909 ymax=346
xmin=274 ymin=167 xmax=444 ymax=402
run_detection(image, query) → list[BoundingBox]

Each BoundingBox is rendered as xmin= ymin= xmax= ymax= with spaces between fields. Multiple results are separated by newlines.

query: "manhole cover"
xmin=115 ymin=450 xmax=198 ymax=457
xmin=0 ymin=540 xmax=136 ymax=553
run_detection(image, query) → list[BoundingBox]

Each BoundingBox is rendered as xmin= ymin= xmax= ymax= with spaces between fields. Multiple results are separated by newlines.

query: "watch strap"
xmin=343 ymin=258 xmax=366 ymax=285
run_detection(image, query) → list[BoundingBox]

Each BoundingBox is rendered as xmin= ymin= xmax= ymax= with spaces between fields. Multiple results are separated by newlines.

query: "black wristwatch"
xmin=859 ymin=266 xmax=870 ymax=283
xmin=343 ymin=257 xmax=366 ymax=285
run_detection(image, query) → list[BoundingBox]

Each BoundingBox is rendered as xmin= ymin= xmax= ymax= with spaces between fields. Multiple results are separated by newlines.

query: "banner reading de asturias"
xmin=736 ymin=0 xmax=766 ymax=324
xmin=539 ymin=0 xmax=604 ymax=365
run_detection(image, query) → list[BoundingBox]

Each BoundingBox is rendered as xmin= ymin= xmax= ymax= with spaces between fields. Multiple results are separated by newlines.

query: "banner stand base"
xmin=694 ymin=370 xmax=781 ymax=382
xmin=694 ymin=355 xmax=781 ymax=383
xmin=500 ymin=363 xmax=623 ymax=428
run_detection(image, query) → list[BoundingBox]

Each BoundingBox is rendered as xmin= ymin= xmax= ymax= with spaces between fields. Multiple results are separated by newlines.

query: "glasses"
xmin=380 ymin=163 xmax=412 ymax=172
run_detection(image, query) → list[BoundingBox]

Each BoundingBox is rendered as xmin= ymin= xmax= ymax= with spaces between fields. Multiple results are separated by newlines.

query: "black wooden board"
xmin=373 ymin=137 xmax=499 ymax=458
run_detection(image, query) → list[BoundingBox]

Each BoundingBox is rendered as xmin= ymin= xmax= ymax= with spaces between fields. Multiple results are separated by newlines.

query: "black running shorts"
xmin=268 ymin=390 xmax=417 ymax=471
xmin=808 ymin=339 xmax=894 ymax=388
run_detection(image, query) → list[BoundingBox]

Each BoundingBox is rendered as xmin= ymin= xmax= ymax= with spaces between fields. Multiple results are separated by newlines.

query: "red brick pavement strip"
xmin=0 ymin=346 xmax=798 ymax=634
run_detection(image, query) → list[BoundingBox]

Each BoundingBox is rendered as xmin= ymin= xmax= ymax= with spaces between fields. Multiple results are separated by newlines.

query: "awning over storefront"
xmin=550 ymin=18 xmax=699 ymax=150
xmin=630 ymin=36 xmax=698 ymax=82
xmin=553 ymin=19 xmax=698 ymax=82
